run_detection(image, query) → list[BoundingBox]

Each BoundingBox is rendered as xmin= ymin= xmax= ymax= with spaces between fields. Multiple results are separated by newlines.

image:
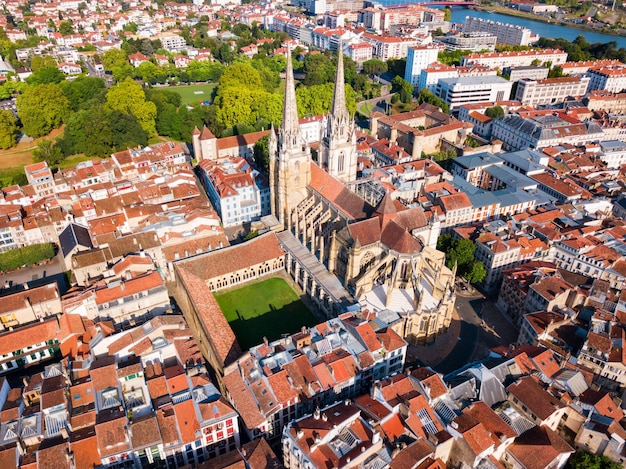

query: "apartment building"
xmin=282 ymin=402 xmax=389 ymax=469
xmin=505 ymin=65 xmax=550 ymax=82
xmin=418 ymin=62 xmax=458 ymax=93
xmin=156 ymin=32 xmax=187 ymax=52
xmin=0 ymin=283 xmax=61 ymax=331
xmin=436 ymin=76 xmax=513 ymax=110
xmin=492 ymin=113 xmax=605 ymax=151
xmin=463 ymin=16 xmax=535 ymax=46
xmin=586 ymin=64 xmax=626 ymax=93
xmin=434 ymin=32 xmax=497 ymax=52
xmin=197 ymin=157 xmax=270 ymax=228
xmin=461 ymin=49 xmax=568 ymax=69
xmin=404 ymin=45 xmax=441 ymax=87
xmin=361 ymin=33 xmax=421 ymax=61
xmin=515 ymin=77 xmax=590 ymax=107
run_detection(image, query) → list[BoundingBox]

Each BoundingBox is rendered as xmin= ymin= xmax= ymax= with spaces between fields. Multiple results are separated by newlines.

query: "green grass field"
xmin=167 ymin=83 xmax=217 ymax=105
xmin=214 ymin=277 xmax=318 ymax=351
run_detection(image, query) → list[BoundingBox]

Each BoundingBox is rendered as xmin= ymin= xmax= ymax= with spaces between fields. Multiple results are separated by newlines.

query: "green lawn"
xmin=214 ymin=277 xmax=318 ymax=351
xmin=167 ymin=83 xmax=217 ymax=105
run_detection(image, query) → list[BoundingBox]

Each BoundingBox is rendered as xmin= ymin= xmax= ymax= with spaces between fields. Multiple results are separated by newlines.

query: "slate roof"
xmin=59 ymin=223 xmax=93 ymax=258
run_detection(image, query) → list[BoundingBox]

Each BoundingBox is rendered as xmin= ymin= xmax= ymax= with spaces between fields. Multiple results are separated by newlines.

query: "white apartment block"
xmin=505 ymin=66 xmax=549 ymax=82
xmin=404 ymin=45 xmax=441 ymax=86
xmin=157 ymin=33 xmax=187 ymax=52
xmin=197 ymin=157 xmax=270 ymax=228
xmin=436 ymin=76 xmax=513 ymax=110
xmin=463 ymin=16 xmax=533 ymax=46
xmin=345 ymin=42 xmax=372 ymax=65
xmin=586 ymin=65 xmax=626 ymax=93
xmin=599 ymin=140 xmax=626 ymax=169
xmin=361 ymin=33 xmax=421 ymax=61
xmin=434 ymin=32 xmax=497 ymax=52
xmin=461 ymin=49 xmax=568 ymax=70
xmin=515 ymin=76 xmax=590 ymax=107
xmin=419 ymin=63 xmax=458 ymax=93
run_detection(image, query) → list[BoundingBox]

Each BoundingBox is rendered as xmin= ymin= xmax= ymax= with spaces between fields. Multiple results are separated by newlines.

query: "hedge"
xmin=0 ymin=243 xmax=56 ymax=271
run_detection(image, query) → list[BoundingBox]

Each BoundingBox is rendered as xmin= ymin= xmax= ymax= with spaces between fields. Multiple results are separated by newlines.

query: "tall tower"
xmin=320 ymin=43 xmax=357 ymax=182
xmin=269 ymin=50 xmax=311 ymax=229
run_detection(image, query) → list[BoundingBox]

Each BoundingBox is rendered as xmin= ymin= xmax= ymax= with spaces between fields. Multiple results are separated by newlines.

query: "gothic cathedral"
xmin=319 ymin=45 xmax=358 ymax=183
xmin=269 ymin=51 xmax=312 ymax=229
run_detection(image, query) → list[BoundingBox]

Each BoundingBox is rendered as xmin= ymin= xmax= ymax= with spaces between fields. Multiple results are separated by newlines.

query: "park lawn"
xmin=214 ymin=277 xmax=318 ymax=351
xmin=168 ymin=83 xmax=217 ymax=105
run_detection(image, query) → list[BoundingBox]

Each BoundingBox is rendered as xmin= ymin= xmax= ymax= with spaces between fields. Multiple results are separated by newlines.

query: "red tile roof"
xmin=174 ymin=268 xmax=241 ymax=367
xmin=309 ymin=163 xmax=373 ymax=220
xmin=175 ymin=232 xmax=284 ymax=281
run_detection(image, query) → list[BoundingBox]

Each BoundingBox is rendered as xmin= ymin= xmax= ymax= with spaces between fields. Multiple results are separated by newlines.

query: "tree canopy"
xmin=0 ymin=110 xmax=19 ymax=149
xmin=362 ymin=59 xmax=388 ymax=78
xmin=485 ymin=105 xmax=505 ymax=119
xmin=16 ymin=83 xmax=70 ymax=138
xmin=105 ymin=78 xmax=157 ymax=136
xmin=437 ymin=234 xmax=486 ymax=284
xmin=566 ymin=451 xmax=623 ymax=469
xmin=417 ymin=89 xmax=449 ymax=113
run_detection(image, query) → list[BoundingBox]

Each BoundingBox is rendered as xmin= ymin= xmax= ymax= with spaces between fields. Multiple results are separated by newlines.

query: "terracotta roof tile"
xmin=175 ymin=232 xmax=283 ymax=281
xmin=131 ymin=413 xmax=162 ymax=449
xmin=309 ymin=163 xmax=374 ymax=220
xmin=174 ymin=268 xmax=241 ymax=367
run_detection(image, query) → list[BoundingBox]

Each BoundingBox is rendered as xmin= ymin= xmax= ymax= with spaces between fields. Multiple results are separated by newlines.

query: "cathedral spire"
xmin=281 ymin=48 xmax=301 ymax=148
xmin=330 ymin=41 xmax=349 ymax=122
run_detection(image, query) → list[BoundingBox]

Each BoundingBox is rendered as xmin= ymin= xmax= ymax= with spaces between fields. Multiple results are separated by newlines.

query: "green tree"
xmin=17 ymin=83 xmax=70 ymax=137
xmin=253 ymin=135 xmax=270 ymax=173
xmin=59 ymin=20 xmax=74 ymax=36
xmin=417 ymin=89 xmax=449 ymax=113
xmin=465 ymin=261 xmax=486 ymax=284
xmin=443 ymin=7 xmax=451 ymax=21
xmin=105 ymin=78 xmax=157 ymax=136
xmin=218 ymin=43 xmax=234 ymax=64
xmin=438 ymin=49 xmax=473 ymax=66
xmin=485 ymin=105 xmax=505 ymax=119
xmin=387 ymin=58 xmax=406 ymax=77
xmin=30 ymin=55 xmax=57 ymax=72
xmin=437 ymin=235 xmax=485 ymax=283
xmin=220 ymin=62 xmax=264 ymax=90
xmin=25 ymin=66 xmax=65 ymax=85
xmin=296 ymin=82 xmax=357 ymax=117
xmin=0 ymin=110 xmax=19 ymax=149
xmin=362 ymin=58 xmax=388 ymax=78
xmin=566 ymin=451 xmax=623 ymax=469
xmin=101 ymin=48 xmax=128 ymax=72
xmin=303 ymin=53 xmax=335 ymax=86
xmin=548 ymin=66 xmax=564 ymax=78
xmin=59 ymin=75 xmax=106 ymax=111
xmin=391 ymin=76 xmax=413 ymax=104
xmin=135 ymin=60 xmax=158 ymax=83
xmin=33 ymin=139 xmax=65 ymax=167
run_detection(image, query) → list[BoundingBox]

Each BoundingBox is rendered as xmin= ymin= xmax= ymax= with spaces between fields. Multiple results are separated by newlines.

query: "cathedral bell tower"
xmin=269 ymin=50 xmax=311 ymax=229
xmin=320 ymin=42 xmax=358 ymax=182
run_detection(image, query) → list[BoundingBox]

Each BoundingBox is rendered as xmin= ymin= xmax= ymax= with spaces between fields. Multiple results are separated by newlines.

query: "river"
xmin=376 ymin=1 xmax=626 ymax=49
xmin=449 ymin=8 xmax=626 ymax=49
